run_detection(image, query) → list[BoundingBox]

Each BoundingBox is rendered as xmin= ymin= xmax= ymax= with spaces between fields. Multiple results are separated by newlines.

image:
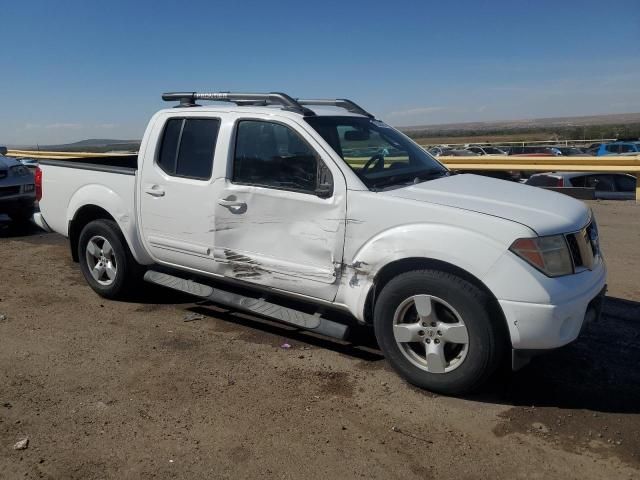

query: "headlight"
xmin=10 ymin=165 xmax=30 ymax=177
xmin=510 ymin=235 xmax=573 ymax=277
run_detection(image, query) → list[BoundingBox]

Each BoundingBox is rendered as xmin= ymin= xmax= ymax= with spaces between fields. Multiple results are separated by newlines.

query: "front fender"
xmin=335 ymin=223 xmax=510 ymax=321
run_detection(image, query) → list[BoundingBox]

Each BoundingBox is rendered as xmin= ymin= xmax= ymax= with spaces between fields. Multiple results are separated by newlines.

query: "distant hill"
xmin=399 ymin=112 xmax=640 ymax=144
xmin=399 ymin=112 xmax=640 ymax=132
xmin=10 ymin=112 xmax=640 ymax=151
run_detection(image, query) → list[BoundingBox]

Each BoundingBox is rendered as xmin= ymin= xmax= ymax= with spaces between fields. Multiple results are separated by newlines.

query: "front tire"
xmin=78 ymin=219 xmax=142 ymax=299
xmin=373 ymin=269 xmax=506 ymax=395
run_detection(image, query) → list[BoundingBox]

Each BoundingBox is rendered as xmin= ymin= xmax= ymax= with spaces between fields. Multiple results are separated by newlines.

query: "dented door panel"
xmin=212 ymin=182 xmax=346 ymax=301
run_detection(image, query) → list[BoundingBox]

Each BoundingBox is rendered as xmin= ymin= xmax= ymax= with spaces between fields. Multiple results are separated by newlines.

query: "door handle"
xmin=144 ymin=185 xmax=165 ymax=197
xmin=218 ymin=198 xmax=246 ymax=208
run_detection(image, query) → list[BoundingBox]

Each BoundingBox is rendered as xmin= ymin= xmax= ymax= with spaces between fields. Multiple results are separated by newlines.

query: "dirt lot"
xmin=1 ymin=201 xmax=639 ymax=480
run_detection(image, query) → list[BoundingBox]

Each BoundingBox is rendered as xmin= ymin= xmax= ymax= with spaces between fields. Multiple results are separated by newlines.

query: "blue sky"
xmin=1 ymin=0 xmax=639 ymax=144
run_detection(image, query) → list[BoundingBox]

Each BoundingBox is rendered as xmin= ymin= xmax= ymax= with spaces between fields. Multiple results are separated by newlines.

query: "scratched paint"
xmin=212 ymin=185 xmax=345 ymax=301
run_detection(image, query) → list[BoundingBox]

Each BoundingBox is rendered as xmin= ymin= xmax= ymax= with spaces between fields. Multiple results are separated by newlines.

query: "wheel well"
xmin=363 ymin=257 xmax=509 ymax=340
xmin=68 ymin=205 xmax=116 ymax=262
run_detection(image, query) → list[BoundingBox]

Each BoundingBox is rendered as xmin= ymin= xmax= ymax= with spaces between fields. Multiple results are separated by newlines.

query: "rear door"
xmin=139 ymin=115 xmax=221 ymax=272
xmin=210 ymin=116 xmax=346 ymax=301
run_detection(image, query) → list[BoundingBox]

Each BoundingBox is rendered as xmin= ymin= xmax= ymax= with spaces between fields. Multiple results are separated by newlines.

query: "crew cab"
xmin=33 ymin=92 xmax=607 ymax=394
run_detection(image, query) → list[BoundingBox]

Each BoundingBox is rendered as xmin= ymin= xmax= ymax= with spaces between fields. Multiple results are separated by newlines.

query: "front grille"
xmin=0 ymin=186 xmax=20 ymax=197
xmin=566 ymin=234 xmax=583 ymax=267
xmin=585 ymin=222 xmax=598 ymax=257
xmin=565 ymin=223 xmax=597 ymax=271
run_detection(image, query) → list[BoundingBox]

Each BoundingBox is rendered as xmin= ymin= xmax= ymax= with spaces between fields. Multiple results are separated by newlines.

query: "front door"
xmin=212 ymin=118 xmax=346 ymax=301
xmin=139 ymin=116 xmax=221 ymax=272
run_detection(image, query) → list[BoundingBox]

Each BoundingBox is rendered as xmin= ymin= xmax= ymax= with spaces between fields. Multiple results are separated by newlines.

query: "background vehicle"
xmin=526 ymin=172 xmax=636 ymax=200
xmin=428 ymin=146 xmax=478 ymax=157
xmin=589 ymin=142 xmax=640 ymax=156
xmin=508 ymin=146 xmax=562 ymax=156
xmin=0 ymin=152 xmax=36 ymax=222
xmin=33 ymin=92 xmax=606 ymax=395
xmin=554 ymin=146 xmax=589 ymax=156
xmin=465 ymin=146 xmax=507 ymax=156
xmin=18 ymin=157 xmax=40 ymax=171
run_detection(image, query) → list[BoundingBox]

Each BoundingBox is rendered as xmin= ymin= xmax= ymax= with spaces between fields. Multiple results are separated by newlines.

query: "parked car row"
xmin=425 ymin=141 xmax=638 ymax=195
xmin=525 ymin=172 xmax=637 ymax=200
xmin=428 ymin=140 xmax=640 ymax=158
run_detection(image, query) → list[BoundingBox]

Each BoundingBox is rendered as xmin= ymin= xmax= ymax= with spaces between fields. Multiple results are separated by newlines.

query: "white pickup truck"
xmin=34 ymin=92 xmax=606 ymax=394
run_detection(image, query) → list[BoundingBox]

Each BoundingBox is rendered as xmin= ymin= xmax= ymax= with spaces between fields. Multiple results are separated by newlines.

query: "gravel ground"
xmin=0 ymin=200 xmax=639 ymax=479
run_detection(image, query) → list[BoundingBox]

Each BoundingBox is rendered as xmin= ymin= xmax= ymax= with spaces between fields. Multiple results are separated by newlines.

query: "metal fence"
xmin=418 ymin=139 xmax=617 ymax=148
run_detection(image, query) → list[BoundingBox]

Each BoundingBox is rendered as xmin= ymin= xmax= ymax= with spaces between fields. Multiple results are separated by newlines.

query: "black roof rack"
xmin=297 ymin=99 xmax=374 ymax=118
xmin=161 ymin=92 xmax=375 ymax=118
xmin=161 ymin=92 xmax=315 ymax=115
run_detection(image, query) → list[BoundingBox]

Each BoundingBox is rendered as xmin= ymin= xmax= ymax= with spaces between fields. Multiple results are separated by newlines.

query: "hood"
xmin=383 ymin=174 xmax=590 ymax=236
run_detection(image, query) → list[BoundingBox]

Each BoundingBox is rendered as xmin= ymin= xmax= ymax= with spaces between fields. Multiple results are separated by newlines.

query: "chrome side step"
xmin=144 ymin=270 xmax=350 ymax=340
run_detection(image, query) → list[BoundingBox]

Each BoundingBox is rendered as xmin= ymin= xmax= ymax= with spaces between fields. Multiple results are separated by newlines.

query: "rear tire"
xmin=78 ymin=219 xmax=143 ymax=299
xmin=374 ymin=269 xmax=506 ymax=395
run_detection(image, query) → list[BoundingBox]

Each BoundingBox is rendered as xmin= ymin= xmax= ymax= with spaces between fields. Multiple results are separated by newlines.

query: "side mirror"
xmin=0 ymin=146 xmax=7 ymax=156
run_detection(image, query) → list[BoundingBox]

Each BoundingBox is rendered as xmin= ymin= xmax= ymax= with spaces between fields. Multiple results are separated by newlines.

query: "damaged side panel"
xmin=335 ymin=190 xmax=529 ymax=322
xmin=211 ymin=183 xmax=347 ymax=301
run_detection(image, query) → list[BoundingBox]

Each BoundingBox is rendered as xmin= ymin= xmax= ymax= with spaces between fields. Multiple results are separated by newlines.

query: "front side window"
xmin=606 ymin=144 xmax=620 ymax=153
xmin=158 ymin=118 xmax=220 ymax=179
xmin=619 ymin=144 xmax=634 ymax=153
xmin=305 ymin=116 xmax=447 ymax=190
xmin=484 ymin=147 xmax=504 ymax=155
xmin=586 ymin=174 xmax=615 ymax=191
xmin=233 ymin=120 xmax=331 ymax=195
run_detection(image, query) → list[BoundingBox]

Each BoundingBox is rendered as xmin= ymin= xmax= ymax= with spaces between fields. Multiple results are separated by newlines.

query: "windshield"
xmin=305 ymin=116 xmax=448 ymax=190
xmin=483 ymin=147 xmax=504 ymax=154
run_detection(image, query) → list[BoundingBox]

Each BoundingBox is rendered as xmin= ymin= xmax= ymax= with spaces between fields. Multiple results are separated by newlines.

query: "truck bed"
xmin=37 ymin=156 xmax=138 ymax=240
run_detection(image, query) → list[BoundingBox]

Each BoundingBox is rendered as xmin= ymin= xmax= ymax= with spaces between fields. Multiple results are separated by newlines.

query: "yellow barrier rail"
xmin=7 ymin=150 xmax=640 ymax=201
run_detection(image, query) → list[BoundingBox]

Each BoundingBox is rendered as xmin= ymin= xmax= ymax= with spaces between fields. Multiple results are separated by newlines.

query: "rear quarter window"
xmin=157 ymin=118 xmax=220 ymax=180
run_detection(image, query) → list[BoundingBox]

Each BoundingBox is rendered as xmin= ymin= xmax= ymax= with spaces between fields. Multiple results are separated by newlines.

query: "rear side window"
xmin=158 ymin=118 xmax=220 ymax=179
xmin=527 ymin=175 xmax=559 ymax=187
xmin=569 ymin=175 xmax=587 ymax=187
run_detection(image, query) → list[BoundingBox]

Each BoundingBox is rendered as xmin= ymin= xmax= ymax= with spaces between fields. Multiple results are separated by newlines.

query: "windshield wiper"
xmin=368 ymin=170 xmax=448 ymax=191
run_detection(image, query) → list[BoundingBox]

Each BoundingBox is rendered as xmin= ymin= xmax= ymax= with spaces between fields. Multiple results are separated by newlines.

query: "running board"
xmin=144 ymin=270 xmax=350 ymax=340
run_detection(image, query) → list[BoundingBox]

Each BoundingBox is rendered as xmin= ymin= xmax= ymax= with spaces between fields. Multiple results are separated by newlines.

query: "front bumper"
xmin=498 ymin=263 xmax=607 ymax=350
